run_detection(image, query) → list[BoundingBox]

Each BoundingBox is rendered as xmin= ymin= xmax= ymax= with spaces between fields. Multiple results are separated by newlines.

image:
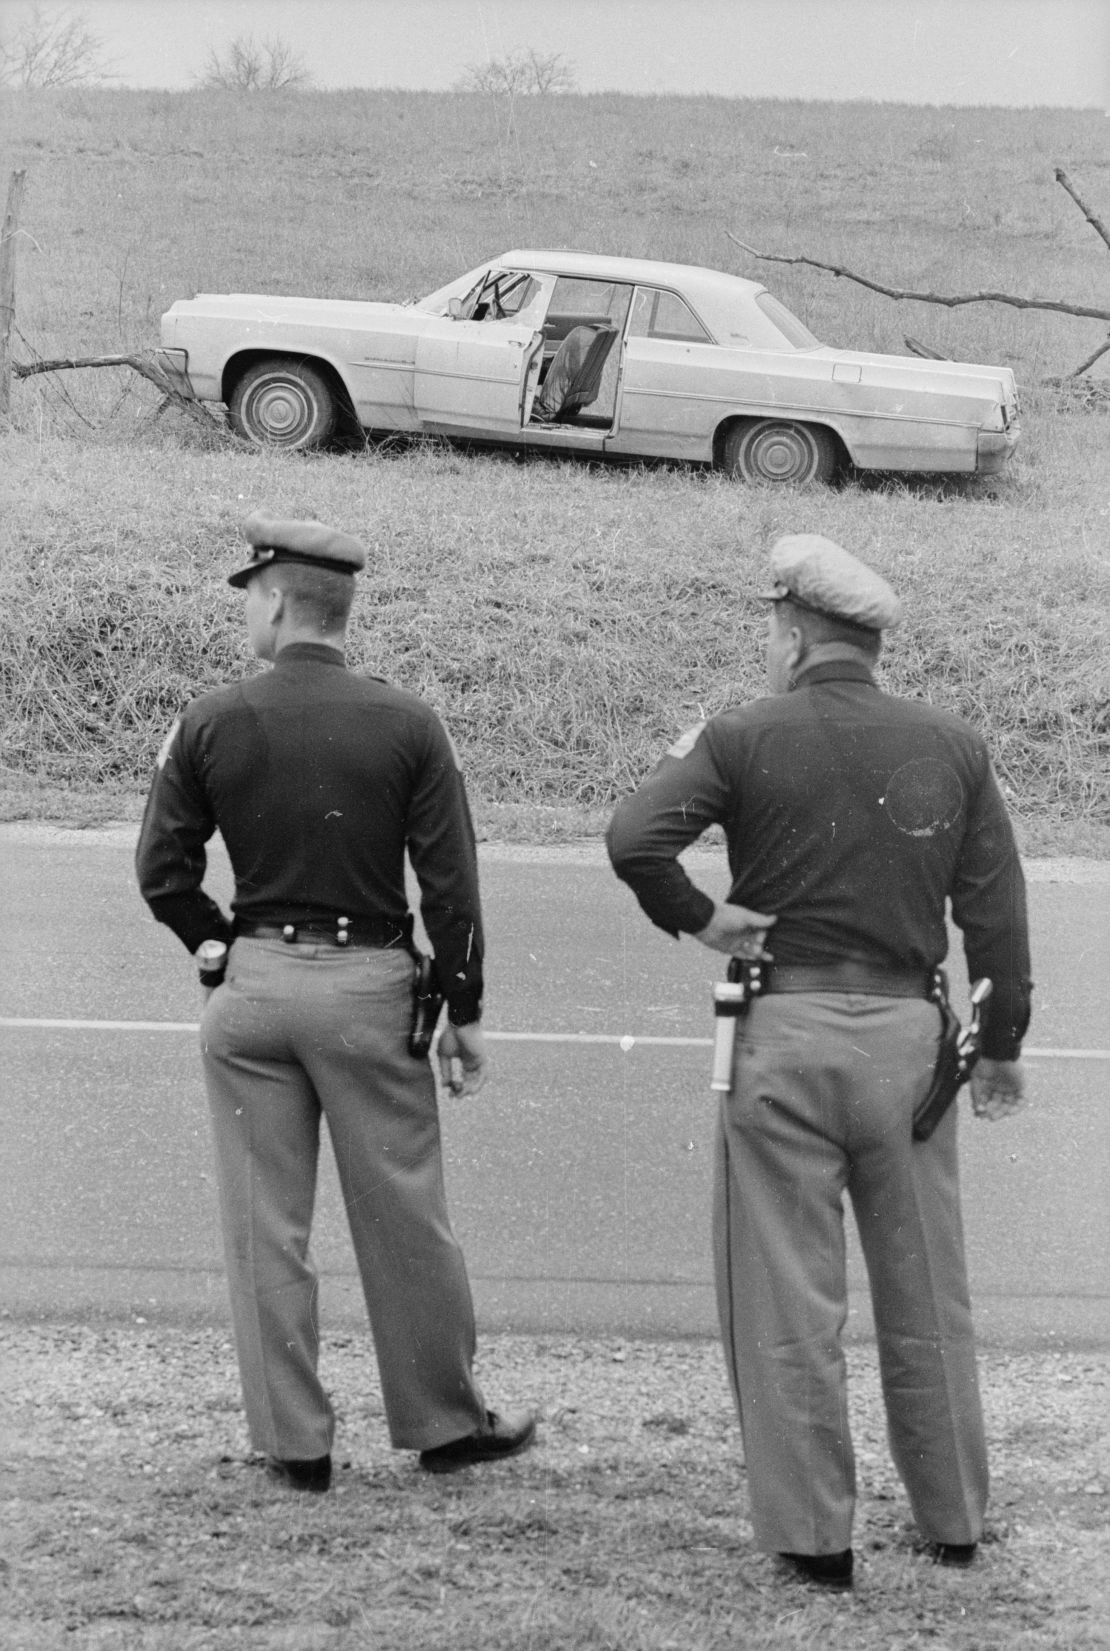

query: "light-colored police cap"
xmin=759 ymin=533 xmax=903 ymax=631
xmin=227 ymin=512 xmax=368 ymax=589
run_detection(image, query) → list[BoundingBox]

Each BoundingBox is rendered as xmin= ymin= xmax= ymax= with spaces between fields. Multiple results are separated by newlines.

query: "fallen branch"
xmin=1063 ymin=334 xmax=1110 ymax=379
xmin=903 ymin=336 xmax=949 ymax=361
xmin=1054 ymin=167 xmax=1110 ymax=254
xmin=12 ymin=349 xmax=237 ymax=438
xmin=726 ymin=231 xmax=1110 ymax=324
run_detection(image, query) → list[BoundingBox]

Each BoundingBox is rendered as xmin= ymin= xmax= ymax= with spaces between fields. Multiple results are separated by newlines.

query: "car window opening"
xmin=629 ymin=287 xmax=713 ymax=344
xmin=528 ymin=277 xmax=633 ymax=429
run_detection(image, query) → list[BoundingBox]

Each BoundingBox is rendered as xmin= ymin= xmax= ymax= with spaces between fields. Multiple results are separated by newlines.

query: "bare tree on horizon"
xmin=455 ymin=49 xmax=576 ymax=98
xmin=196 ymin=34 xmax=312 ymax=93
xmin=0 ymin=3 xmax=111 ymax=88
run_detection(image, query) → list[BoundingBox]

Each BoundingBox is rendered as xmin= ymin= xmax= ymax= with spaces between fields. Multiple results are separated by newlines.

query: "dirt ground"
xmin=2 ymin=1320 xmax=1108 ymax=1650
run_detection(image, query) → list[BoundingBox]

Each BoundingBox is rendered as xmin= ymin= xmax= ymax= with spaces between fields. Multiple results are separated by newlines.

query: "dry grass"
xmin=1 ymin=424 xmax=1107 ymax=851
xmin=3 ymin=1321 xmax=1108 ymax=1650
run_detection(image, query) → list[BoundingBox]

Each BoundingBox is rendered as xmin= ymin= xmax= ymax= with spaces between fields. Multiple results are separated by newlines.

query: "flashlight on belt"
xmin=710 ymin=958 xmax=764 ymax=1093
xmin=195 ymin=938 xmax=228 ymax=989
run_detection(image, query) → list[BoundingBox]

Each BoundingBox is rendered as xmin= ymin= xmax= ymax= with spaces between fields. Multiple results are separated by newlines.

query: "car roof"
xmin=499 ymin=248 xmax=764 ymax=300
xmin=498 ymin=249 xmax=779 ymax=343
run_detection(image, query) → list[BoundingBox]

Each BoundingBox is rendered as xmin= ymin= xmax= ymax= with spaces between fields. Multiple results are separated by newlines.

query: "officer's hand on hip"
xmin=694 ymin=902 xmax=777 ymax=959
xmin=970 ymin=1058 xmax=1027 ymax=1121
xmin=437 ymin=1023 xmax=488 ymax=1098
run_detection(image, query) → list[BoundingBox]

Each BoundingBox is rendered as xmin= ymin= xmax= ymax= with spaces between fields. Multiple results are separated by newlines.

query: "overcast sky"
xmin=8 ymin=0 xmax=1107 ymax=105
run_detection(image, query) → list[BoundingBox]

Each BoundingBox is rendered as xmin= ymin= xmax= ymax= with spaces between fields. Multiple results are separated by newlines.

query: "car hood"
xmin=165 ymin=293 xmax=407 ymax=323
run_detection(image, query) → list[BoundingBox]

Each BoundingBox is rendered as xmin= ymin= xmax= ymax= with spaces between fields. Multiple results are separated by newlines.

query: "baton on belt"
xmin=912 ymin=974 xmax=993 ymax=1140
xmin=710 ymin=957 xmax=766 ymax=1093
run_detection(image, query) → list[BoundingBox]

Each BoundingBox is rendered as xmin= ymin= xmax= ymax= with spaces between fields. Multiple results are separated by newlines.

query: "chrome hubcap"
xmin=250 ymin=382 xmax=311 ymax=440
xmin=749 ymin=426 xmax=813 ymax=481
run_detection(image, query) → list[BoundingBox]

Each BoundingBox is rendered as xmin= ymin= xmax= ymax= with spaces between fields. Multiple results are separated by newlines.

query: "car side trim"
xmin=621 ymin=383 xmax=983 ymax=431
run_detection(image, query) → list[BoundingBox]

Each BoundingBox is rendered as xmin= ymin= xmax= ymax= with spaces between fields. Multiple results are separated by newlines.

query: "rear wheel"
xmin=228 ymin=360 xmax=338 ymax=450
xmin=723 ymin=419 xmax=837 ymax=485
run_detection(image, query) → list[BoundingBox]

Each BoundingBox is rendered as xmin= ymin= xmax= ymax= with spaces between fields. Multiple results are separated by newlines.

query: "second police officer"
xmin=608 ymin=534 xmax=1032 ymax=1591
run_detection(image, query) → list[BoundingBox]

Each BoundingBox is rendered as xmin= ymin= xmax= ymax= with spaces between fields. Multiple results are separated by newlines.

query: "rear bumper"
xmin=976 ymin=424 xmax=1019 ymax=474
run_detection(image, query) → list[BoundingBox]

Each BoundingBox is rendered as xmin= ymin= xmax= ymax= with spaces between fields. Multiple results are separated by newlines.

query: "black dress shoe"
xmin=265 ymin=1453 xmax=332 ymax=1493
xmin=934 ymin=1542 xmax=978 ymax=1567
xmin=419 ymin=1409 xmax=536 ymax=1474
xmin=778 ymin=1548 xmax=854 ymax=1590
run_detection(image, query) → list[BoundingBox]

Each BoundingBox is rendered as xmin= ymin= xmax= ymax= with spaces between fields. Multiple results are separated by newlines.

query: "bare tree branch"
xmin=0 ymin=4 xmax=110 ymax=88
xmin=902 ymin=336 xmax=949 ymax=361
xmin=12 ymin=350 xmax=240 ymax=438
xmin=455 ymin=49 xmax=576 ymax=96
xmin=726 ymin=231 xmax=1110 ymax=324
xmin=1054 ymin=167 xmax=1110 ymax=254
xmin=1064 ymin=335 xmax=1110 ymax=379
xmin=196 ymin=34 xmax=311 ymax=91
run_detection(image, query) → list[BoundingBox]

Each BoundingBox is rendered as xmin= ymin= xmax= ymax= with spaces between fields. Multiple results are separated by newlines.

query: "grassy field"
xmin=0 ymin=89 xmax=1108 ymax=852
xmin=4 ymin=1322 xmax=1108 ymax=1651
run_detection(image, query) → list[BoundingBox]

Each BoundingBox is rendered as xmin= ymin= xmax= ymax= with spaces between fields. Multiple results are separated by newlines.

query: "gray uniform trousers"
xmin=199 ymin=937 xmax=488 ymax=1460
xmin=713 ymin=991 xmax=988 ymax=1556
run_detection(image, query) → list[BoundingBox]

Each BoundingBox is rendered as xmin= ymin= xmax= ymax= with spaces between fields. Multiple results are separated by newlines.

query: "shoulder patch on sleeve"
xmin=155 ymin=718 xmax=182 ymax=770
xmin=666 ymin=721 xmax=706 ymax=760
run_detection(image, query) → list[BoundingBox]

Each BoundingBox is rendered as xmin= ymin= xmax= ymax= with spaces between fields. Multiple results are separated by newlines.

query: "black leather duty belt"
xmin=762 ymin=962 xmax=932 ymax=998
xmin=235 ymin=918 xmax=407 ymax=949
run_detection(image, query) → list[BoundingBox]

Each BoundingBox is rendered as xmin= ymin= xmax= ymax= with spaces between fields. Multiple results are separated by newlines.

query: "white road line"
xmin=0 ymin=1017 xmax=1107 ymax=1061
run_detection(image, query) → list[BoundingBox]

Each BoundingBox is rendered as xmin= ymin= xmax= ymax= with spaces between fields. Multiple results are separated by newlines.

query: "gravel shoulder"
xmin=2 ymin=1321 xmax=1108 ymax=1650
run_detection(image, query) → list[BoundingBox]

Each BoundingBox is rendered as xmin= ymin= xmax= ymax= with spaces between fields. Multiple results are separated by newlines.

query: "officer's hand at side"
xmin=437 ymin=1023 xmax=487 ymax=1098
xmin=694 ymin=902 xmax=776 ymax=959
xmin=970 ymin=1058 xmax=1026 ymax=1122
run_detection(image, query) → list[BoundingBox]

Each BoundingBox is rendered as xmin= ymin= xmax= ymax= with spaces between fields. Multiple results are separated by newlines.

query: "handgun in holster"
xmin=912 ymin=973 xmax=993 ymax=1141
xmin=409 ymin=952 xmax=445 ymax=1059
xmin=710 ymin=957 xmax=767 ymax=1093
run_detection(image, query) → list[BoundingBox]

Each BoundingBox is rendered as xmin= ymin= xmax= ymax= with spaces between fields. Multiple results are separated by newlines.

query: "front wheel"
xmin=228 ymin=360 xmax=338 ymax=450
xmin=722 ymin=420 xmax=838 ymax=485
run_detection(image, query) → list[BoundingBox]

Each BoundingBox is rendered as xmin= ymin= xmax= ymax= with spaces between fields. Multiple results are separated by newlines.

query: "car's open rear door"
xmin=413 ymin=321 xmax=543 ymax=435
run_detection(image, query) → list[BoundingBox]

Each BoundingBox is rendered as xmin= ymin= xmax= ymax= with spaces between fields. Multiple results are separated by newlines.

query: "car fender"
xmin=160 ymin=295 xmax=429 ymax=430
xmin=710 ymin=409 xmax=853 ymax=470
xmin=219 ymin=345 xmax=357 ymax=414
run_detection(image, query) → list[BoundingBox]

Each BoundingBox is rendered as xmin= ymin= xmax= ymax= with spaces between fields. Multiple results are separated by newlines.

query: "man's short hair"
xmin=777 ymin=597 xmax=882 ymax=660
xmin=266 ymin=561 xmax=355 ymax=632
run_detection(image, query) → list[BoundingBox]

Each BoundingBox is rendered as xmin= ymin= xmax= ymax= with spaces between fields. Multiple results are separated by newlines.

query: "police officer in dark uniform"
xmin=607 ymin=534 xmax=1031 ymax=1590
xmin=136 ymin=512 xmax=535 ymax=1490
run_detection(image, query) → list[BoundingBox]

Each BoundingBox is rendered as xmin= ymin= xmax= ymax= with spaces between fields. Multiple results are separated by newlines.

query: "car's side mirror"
xmin=448 ymin=298 xmax=464 ymax=319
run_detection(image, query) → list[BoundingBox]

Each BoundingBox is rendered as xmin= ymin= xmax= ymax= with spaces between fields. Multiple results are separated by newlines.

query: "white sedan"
xmin=157 ymin=249 xmax=1020 ymax=484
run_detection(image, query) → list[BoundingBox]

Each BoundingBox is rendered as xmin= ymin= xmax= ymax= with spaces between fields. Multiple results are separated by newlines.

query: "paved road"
xmin=1 ymin=824 xmax=1107 ymax=1344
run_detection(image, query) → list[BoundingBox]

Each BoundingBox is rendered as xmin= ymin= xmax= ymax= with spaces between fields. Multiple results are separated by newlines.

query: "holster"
xmin=409 ymin=952 xmax=445 ymax=1059
xmin=912 ymin=969 xmax=987 ymax=1142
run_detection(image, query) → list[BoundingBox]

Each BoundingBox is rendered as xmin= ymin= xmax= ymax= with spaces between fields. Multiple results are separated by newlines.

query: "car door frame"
xmin=519 ymin=272 xmax=635 ymax=454
xmin=602 ymin=283 xmax=726 ymax=462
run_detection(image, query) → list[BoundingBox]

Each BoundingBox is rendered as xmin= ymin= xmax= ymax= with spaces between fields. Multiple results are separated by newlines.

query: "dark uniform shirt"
xmin=136 ymin=642 xmax=484 ymax=1025
xmin=607 ymin=659 xmax=1031 ymax=1059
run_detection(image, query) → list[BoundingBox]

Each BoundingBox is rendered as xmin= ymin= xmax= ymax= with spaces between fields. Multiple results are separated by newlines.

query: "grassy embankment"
xmin=0 ymin=89 xmax=1107 ymax=852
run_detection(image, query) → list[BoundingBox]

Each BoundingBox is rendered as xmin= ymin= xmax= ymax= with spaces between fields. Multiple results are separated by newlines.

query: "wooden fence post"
xmin=0 ymin=169 xmax=28 ymax=420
